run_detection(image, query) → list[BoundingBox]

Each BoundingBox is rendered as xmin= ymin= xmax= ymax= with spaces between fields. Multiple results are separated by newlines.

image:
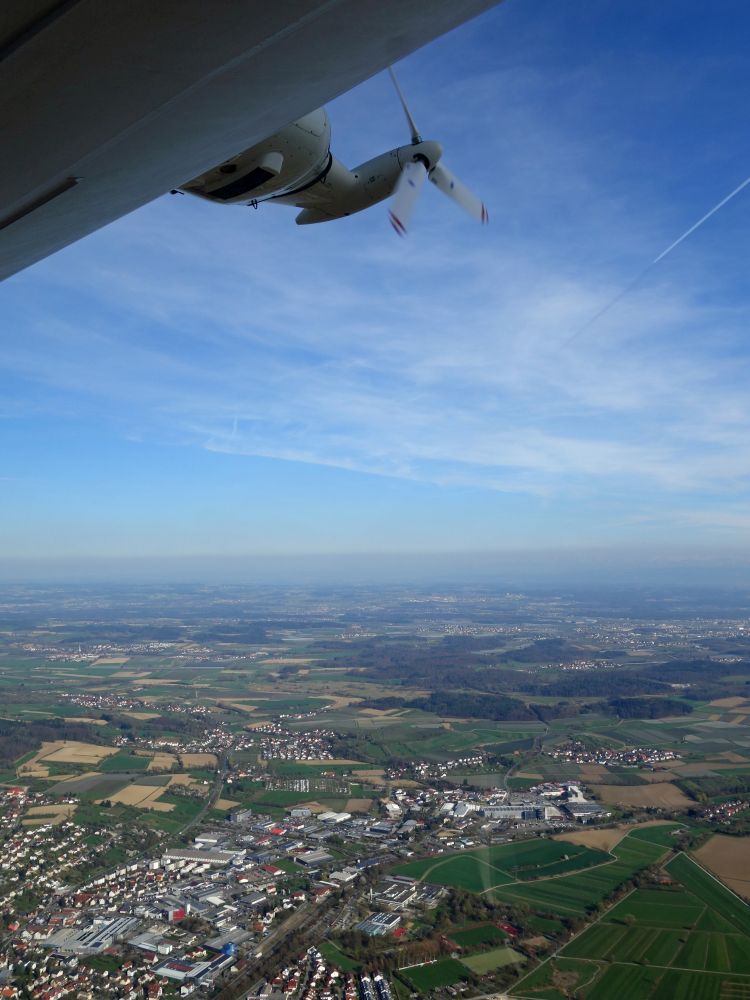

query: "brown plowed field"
xmin=594 ymin=783 xmax=691 ymax=808
xmin=693 ymin=835 xmax=750 ymax=900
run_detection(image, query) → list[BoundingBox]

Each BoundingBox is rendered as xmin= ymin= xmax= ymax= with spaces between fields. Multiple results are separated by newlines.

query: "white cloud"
xmin=5 ymin=21 xmax=750 ymax=523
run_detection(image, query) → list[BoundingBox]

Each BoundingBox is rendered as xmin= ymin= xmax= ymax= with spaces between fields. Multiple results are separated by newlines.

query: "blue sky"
xmin=3 ymin=0 xmax=750 ymax=580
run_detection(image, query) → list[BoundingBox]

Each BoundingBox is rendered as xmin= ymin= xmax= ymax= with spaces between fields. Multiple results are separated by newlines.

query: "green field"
xmin=98 ymin=752 xmax=150 ymax=772
xmin=512 ymin=852 xmax=750 ymax=999
xmin=461 ymin=946 xmax=526 ymax=973
xmin=495 ymin=833 xmax=665 ymax=915
xmin=450 ymin=923 xmax=508 ymax=948
xmin=666 ymin=854 xmax=750 ymax=936
xmin=401 ymin=958 xmax=469 ymax=991
xmin=318 ymin=941 xmax=361 ymax=972
xmin=393 ymin=838 xmax=609 ymax=894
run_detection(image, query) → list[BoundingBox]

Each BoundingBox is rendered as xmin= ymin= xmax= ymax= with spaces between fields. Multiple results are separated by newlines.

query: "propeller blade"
xmin=389 ymin=159 xmax=428 ymax=236
xmin=430 ymin=162 xmax=489 ymax=224
xmin=388 ymin=67 xmax=422 ymax=144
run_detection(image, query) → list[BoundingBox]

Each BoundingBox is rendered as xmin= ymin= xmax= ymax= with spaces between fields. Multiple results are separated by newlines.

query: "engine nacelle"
xmin=181 ymin=109 xmax=331 ymax=205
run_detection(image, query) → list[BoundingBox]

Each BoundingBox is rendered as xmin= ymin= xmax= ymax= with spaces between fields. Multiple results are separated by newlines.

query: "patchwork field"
xmin=148 ymin=752 xmax=178 ymax=770
xmin=18 ymin=740 xmax=118 ymax=778
xmin=553 ymin=820 xmax=682 ymax=853
xmin=21 ymin=803 xmax=77 ymax=826
xmin=101 ymin=783 xmax=174 ymax=809
xmin=492 ymin=833 xmax=667 ymax=916
xmin=511 ymin=852 xmax=750 ymax=999
xmin=393 ymin=839 xmax=612 ymax=895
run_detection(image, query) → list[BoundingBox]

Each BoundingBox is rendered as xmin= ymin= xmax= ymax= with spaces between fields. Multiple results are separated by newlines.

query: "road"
xmin=177 ymin=755 xmax=228 ymax=837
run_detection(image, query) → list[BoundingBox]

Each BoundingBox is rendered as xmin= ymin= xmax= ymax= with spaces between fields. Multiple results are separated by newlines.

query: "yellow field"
xmin=18 ymin=740 xmax=117 ymax=776
xmin=215 ymin=798 xmax=239 ymax=809
xmin=554 ymin=820 xmax=678 ymax=853
xmin=64 ymin=717 xmax=107 ymax=725
xmin=102 ymin=784 xmax=157 ymax=806
xmin=91 ymin=656 xmax=130 ymax=665
xmin=45 ymin=744 xmax=118 ymax=764
xmin=693 ymin=835 xmax=750 ymax=899
xmin=148 ymin=752 xmax=177 ymax=771
xmin=123 ymin=711 xmax=160 ymax=720
xmin=594 ymin=783 xmax=691 ymax=808
xmin=101 ymin=783 xmax=175 ymax=809
xmin=710 ymin=696 xmax=750 ymax=708
xmin=168 ymin=774 xmax=199 ymax=787
xmin=179 ymin=753 xmax=218 ymax=768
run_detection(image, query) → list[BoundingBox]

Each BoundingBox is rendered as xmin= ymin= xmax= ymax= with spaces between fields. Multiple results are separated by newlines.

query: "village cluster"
xmin=256 ymin=729 xmax=340 ymax=763
xmin=547 ymin=741 xmax=682 ymax=768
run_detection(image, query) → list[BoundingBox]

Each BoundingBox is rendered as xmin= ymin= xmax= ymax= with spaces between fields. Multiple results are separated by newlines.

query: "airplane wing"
xmin=0 ymin=0 xmax=501 ymax=282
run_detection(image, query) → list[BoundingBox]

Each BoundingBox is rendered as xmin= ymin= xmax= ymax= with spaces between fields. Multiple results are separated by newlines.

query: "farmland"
xmin=449 ymin=924 xmax=508 ymax=948
xmin=393 ymin=839 xmax=610 ymax=894
xmin=492 ymin=832 xmax=666 ymax=915
xmin=511 ymin=853 xmax=750 ymax=999
xmin=401 ymin=958 xmax=469 ymax=991
xmin=8 ymin=584 xmax=750 ymax=998
xmin=694 ymin=835 xmax=750 ymax=900
xmin=462 ymin=946 xmax=526 ymax=973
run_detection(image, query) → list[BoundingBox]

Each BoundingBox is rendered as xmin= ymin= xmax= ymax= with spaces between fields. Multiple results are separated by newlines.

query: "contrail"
xmin=566 ymin=171 xmax=750 ymax=345
xmin=652 ymin=172 xmax=750 ymax=263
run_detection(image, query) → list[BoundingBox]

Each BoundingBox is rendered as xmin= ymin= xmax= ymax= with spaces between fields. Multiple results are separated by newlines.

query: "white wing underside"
xmin=0 ymin=0 xmax=502 ymax=281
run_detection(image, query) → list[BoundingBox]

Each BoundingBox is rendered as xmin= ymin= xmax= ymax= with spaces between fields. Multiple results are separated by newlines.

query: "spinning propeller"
xmin=388 ymin=68 xmax=489 ymax=236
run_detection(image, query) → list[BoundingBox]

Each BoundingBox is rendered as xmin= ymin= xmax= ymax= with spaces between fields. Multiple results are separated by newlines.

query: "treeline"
xmin=0 ymin=719 xmax=104 ymax=768
xmin=360 ymin=692 xmax=691 ymax=724
xmin=603 ymin=697 xmax=692 ymax=719
xmin=643 ymin=658 xmax=750 ymax=681
xmin=498 ymin=638 xmax=588 ymax=663
xmin=517 ymin=674 xmax=666 ymax=699
xmin=678 ymin=772 xmax=750 ymax=801
xmin=409 ymin=691 xmax=536 ymax=722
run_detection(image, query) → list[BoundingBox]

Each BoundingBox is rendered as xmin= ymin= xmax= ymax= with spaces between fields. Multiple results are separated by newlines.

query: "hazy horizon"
xmin=5 ymin=545 xmax=750 ymax=587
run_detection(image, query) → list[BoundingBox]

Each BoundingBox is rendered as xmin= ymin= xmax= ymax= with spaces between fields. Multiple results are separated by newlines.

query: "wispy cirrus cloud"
xmin=4 ymin=1 xmax=750 ymax=549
